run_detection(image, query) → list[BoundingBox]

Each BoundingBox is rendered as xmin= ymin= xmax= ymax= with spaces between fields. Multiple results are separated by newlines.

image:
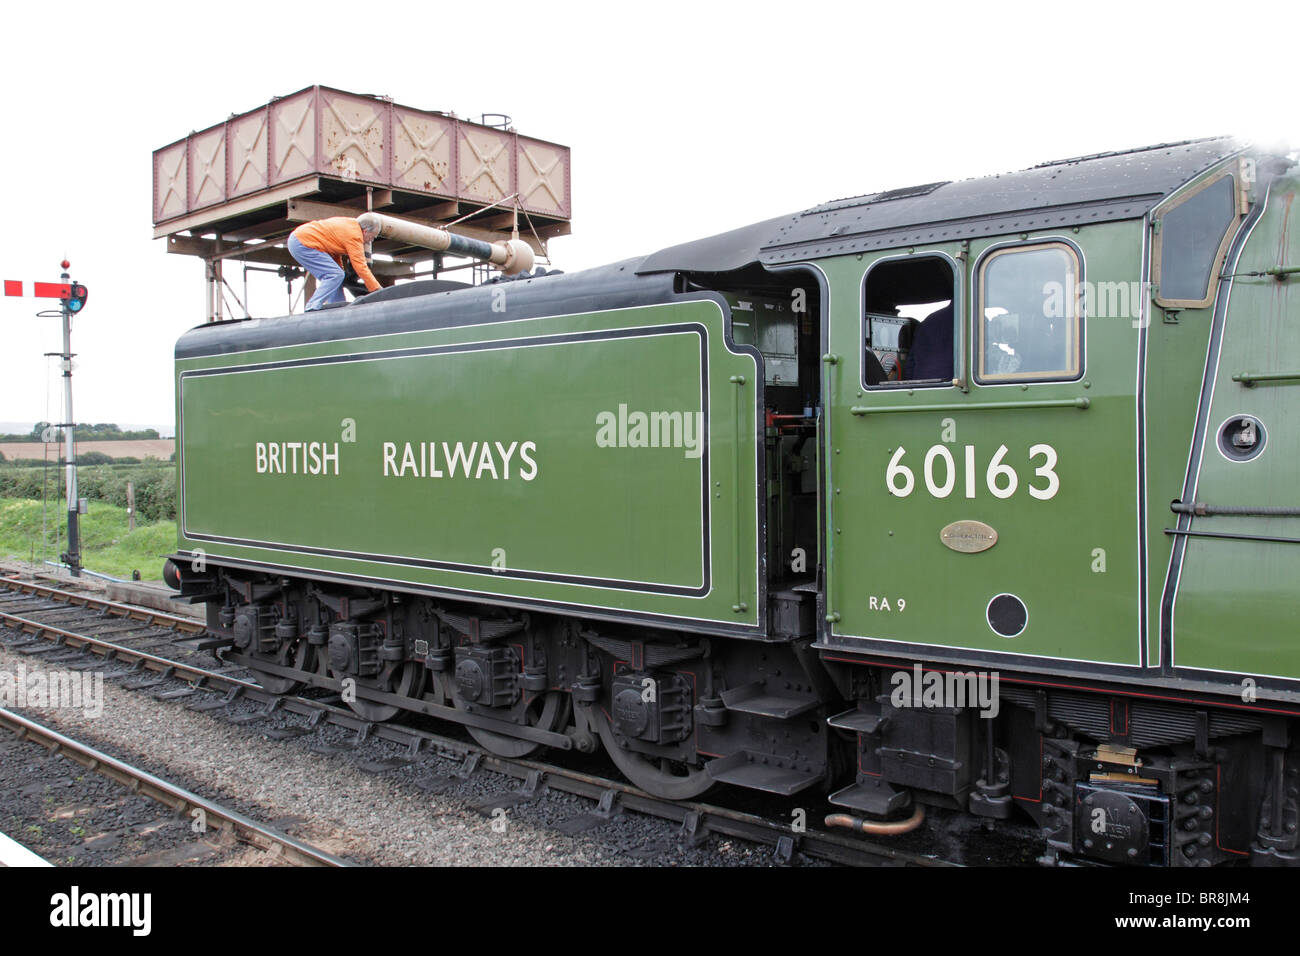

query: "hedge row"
xmin=0 ymin=464 xmax=176 ymax=522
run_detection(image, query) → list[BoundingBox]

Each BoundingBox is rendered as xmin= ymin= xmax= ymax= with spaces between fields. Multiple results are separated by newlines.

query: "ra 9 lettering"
xmin=886 ymin=443 xmax=1059 ymax=500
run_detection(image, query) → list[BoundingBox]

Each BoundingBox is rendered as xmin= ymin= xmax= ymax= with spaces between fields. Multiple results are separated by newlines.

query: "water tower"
xmin=152 ymin=86 xmax=572 ymax=320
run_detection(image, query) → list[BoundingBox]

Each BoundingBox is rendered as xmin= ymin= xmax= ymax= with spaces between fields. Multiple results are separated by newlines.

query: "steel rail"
xmin=0 ymin=706 xmax=349 ymax=867
xmin=0 ymin=587 xmax=572 ymax=749
xmin=0 ymin=577 xmax=204 ymax=633
xmin=0 ymin=578 xmax=950 ymax=867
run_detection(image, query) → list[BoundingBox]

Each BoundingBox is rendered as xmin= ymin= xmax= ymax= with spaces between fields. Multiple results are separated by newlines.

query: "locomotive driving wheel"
xmin=453 ymin=690 xmax=570 ymax=759
xmin=591 ymin=706 xmax=713 ymax=800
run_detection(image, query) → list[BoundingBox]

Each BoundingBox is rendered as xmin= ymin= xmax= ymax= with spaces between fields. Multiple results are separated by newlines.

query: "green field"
xmin=0 ymin=498 xmax=175 ymax=580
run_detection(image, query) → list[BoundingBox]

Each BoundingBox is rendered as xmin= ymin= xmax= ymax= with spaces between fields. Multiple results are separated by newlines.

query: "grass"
xmin=0 ymin=497 xmax=176 ymax=580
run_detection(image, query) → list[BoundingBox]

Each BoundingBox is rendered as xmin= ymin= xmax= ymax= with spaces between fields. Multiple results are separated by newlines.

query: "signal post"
xmin=57 ymin=262 xmax=89 ymax=575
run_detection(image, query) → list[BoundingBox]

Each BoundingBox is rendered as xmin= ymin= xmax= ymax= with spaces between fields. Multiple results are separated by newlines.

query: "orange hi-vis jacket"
xmin=290 ymin=217 xmax=381 ymax=292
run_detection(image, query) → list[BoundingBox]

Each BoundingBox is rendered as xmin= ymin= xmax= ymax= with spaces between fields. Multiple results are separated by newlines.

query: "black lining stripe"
xmin=180 ymin=323 xmax=713 ymax=597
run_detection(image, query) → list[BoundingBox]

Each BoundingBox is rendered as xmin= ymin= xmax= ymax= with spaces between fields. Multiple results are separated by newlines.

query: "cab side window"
xmin=863 ymin=255 xmax=956 ymax=388
xmin=976 ymin=242 xmax=1082 ymax=383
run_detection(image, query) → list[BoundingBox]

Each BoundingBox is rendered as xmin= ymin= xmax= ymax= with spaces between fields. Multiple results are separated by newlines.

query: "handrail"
xmin=730 ymin=374 xmax=748 ymax=614
xmin=850 ymin=397 xmax=1089 ymax=416
xmin=1171 ymin=501 xmax=1300 ymax=517
xmin=1232 ymin=371 xmax=1300 ymax=387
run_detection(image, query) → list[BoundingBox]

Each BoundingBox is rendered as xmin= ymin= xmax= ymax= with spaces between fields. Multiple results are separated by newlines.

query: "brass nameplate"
xmin=940 ymin=520 xmax=998 ymax=553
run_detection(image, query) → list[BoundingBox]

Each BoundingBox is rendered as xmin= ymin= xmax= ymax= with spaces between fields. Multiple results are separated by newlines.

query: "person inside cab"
xmin=903 ymin=302 xmax=954 ymax=382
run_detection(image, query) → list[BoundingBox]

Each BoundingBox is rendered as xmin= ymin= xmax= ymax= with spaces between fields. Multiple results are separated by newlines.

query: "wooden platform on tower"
xmin=152 ymin=85 xmax=571 ymax=319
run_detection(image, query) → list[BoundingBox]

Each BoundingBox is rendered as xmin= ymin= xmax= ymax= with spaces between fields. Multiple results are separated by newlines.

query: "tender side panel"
xmin=177 ymin=300 xmax=761 ymax=632
xmin=1173 ymin=179 xmax=1300 ymax=680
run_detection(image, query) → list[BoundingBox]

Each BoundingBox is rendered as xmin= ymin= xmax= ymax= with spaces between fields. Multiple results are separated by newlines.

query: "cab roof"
xmin=636 ymin=136 xmax=1247 ymax=274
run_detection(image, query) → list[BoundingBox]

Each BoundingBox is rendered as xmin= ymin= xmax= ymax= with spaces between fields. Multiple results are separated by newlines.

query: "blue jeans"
xmin=288 ymin=235 xmax=345 ymax=311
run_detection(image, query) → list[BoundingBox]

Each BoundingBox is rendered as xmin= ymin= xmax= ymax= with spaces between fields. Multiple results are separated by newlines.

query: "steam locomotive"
xmin=166 ymin=136 xmax=1300 ymax=866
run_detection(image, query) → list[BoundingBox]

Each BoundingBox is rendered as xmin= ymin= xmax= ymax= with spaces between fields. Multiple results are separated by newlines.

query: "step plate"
xmin=828 ymin=781 xmax=910 ymax=816
xmin=827 ymin=708 xmax=886 ymax=734
xmin=706 ymin=751 xmax=823 ymax=796
xmin=720 ymin=682 xmax=819 ymax=719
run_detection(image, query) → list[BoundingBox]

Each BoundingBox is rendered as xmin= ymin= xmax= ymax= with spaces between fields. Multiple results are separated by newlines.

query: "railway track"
xmin=0 ymin=705 xmax=349 ymax=867
xmin=0 ymin=574 xmax=955 ymax=867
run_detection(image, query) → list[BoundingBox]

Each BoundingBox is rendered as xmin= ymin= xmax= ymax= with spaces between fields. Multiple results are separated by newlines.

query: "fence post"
xmin=127 ymin=480 xmax=135 ymax=532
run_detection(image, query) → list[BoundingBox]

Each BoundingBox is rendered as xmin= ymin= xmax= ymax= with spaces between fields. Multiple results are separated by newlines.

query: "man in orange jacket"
xmin=288 ymin=213 xmax=383 ymax=311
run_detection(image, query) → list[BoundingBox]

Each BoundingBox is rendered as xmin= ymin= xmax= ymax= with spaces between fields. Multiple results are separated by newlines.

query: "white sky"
xmin=2 ymin=0 xmax=1296 ymax=430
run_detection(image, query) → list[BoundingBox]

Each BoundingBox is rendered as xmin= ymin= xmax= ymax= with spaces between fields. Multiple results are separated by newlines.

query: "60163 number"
xmin=886 ymin=444 xmax=1059 ymax=500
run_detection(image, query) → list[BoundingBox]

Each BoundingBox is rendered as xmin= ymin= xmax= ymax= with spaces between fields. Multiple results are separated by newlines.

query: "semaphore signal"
xmin=3 ymin=279 xmax=72 ymax=298
xmin=3 ymin=259 xmax=90 ymax=577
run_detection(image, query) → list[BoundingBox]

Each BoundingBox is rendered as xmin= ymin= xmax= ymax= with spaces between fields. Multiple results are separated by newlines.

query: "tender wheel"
xmin=591 ymin=706 xmax=713 ymax=800
xmin=455 ymin=690 xmax=569 ymax=758
xmin=335 ymin=660 xmax=425 ymax=722
xmin=307 ymin=639 xmax=332 ymax=681
xmin=247 ymin=638 xmax=311 ymax=695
